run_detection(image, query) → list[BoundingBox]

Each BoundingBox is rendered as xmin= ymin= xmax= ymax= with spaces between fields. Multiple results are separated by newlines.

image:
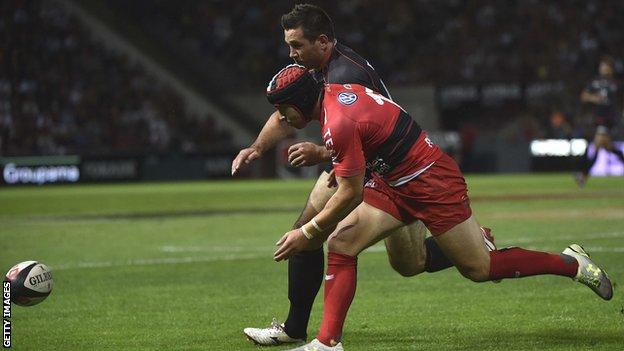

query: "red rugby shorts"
xmin=363 ymin=153 xmax=471 ymax=235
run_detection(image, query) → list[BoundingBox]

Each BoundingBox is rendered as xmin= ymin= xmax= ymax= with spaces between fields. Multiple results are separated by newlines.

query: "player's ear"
xmin=317 ymin=34 xmax=330 ymax=50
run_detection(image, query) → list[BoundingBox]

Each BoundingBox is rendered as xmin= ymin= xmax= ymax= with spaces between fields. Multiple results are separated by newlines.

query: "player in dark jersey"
xmin=266 ymin=65 xmax=612 ymax=351
xmin=232 ymin=4 xmax=495 ymax=346
xmin=575 ymin=55 xmax=624 ymax=186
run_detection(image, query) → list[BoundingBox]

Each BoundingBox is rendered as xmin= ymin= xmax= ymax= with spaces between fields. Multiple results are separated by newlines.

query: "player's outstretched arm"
xmin=231 ymin=110 xmax=295 ymax=175
xmin=287 ymin=142 xmax=332 ymax=167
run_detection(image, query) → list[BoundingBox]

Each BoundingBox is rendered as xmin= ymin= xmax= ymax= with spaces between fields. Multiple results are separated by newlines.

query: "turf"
xmin=1 ymin=173 xmax=623 ymax=350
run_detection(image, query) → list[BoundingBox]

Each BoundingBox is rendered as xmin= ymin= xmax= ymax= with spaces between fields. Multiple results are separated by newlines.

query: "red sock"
xmin=317 ymin=252 xmax=357 ymax=346
xmin=489 ymin=247 xmax=578 ymax=280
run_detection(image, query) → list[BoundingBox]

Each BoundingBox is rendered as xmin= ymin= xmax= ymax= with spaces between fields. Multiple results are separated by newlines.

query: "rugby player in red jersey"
xmin=264 ymin=65 xmax=612 ymax=350
xmin=234 ymin=4 xmax=495 ymax=346
xmin=575 ymin=55 xmax=624 ymax=186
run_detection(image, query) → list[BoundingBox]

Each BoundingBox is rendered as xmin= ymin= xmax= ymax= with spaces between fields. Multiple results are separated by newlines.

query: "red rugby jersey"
xmin=320 ymin=84 xmax=443 ymax=186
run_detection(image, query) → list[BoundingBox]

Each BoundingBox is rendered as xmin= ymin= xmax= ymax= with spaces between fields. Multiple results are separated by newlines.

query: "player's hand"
xmin=327 ymin=169 xmax=337 ymax=188
xmin=231 ymin=147 xmax=261 ymax=175
xmin=274 ymin=229 xmax=309 ymax=261
xmin=288 ymin=142 xmax=327 ymax=167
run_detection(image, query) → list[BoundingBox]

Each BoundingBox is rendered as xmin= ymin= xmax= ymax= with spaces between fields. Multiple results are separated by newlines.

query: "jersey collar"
xmin=320 ymin=39 xmax=339 ymax=73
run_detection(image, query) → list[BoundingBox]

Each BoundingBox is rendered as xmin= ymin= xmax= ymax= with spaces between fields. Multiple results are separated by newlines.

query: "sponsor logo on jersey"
xmin=323 ymin=128 xmax=337 ymax=163
xmin=364 ymin=179 xmax=377 ymax=189
xmin=338 ymin=92 xmax=358 ymax=105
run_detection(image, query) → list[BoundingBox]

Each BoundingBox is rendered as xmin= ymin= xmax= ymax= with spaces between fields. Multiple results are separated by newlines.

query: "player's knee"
xmin=458 ymin=262 xmax=490 ymax=282
xmin=327 ymin=224 xmax=360 ymax=255
xmin=392 ymin=264 xmax=423 ymax=278
xmin=327 ymin=234 xmax=352 ymax=255
xmin=389 ymin=255 xmax=425 ymax=277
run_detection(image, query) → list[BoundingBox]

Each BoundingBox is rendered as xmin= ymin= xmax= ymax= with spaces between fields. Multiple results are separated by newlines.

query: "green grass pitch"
xmin=1 ymin=174 xmax=623 ymax=350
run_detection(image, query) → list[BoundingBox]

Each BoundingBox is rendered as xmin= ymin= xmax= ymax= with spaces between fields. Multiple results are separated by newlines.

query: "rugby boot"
xmin=286 ymin=338 xmax=344 ymax=351
xmin=244 ymin=318 xmax=305 ymax=346
xmin=562 ymin=244 xmax=613 ymax=300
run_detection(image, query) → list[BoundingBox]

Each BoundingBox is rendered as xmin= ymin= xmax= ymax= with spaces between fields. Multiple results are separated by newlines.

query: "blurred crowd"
xmin=2 ymin=0 xmax=623 ymax=158
xmin=111 ymin=0 xmax=623 ymax=146
xmin=0 ymin=0 xmax=232 ymax=157
xmin=113 ymin=0 xmax=624 ymax=86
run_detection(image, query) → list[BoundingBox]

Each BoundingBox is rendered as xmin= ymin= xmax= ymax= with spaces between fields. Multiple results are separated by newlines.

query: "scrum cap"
xmin=266 ymin=64 xmax=321 ymax=119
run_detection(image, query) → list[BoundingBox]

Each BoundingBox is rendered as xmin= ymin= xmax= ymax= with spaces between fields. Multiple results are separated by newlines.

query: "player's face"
xmin=284 ymin=28 xmax=324 ymax=69
xmin=277 ymin=105 xmax=308 ymax=129
xmin=599 ymin=61 xmax=614 ymax=76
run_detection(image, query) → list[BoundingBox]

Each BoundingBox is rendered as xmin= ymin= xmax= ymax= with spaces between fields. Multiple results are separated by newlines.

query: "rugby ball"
xmin=4 ymin=261 xmax=53 ymax=306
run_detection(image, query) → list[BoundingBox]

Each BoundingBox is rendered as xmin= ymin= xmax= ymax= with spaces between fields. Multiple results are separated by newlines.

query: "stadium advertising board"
xmin=1 ymin=152 xmax=237 ymax=185
xmin=530 ymin=139 xmax=624 ymax=175
xmin=80 ymin=157 xmax=140 ymax=181
xmin=586 ymin=141 xmax=624 ymax=176
xmin=1 ymin=156 xmax=80 ymax=185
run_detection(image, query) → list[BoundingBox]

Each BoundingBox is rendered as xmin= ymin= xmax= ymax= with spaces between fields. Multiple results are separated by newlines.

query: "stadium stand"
xmin=105 ymin=0 xmax=624 ymax=86
xmin=102 ymin=1 xmax=623 ymax=159
xmin=2 ymin=0 xmax=622 ymax=174
xmin=0 ymin=0 xmax=234 ymax=157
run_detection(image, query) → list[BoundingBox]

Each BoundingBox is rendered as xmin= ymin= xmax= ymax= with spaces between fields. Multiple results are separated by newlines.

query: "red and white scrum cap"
xmin=266 ymin=64 xmax=321 ymax=118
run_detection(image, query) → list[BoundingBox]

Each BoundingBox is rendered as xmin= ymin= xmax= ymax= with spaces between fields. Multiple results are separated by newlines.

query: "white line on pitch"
xmin=54 ymin=231 xmax=624 ymax=271
xmin=53 ymin=254 xmax=268 ymax=271
xmin=160 ymin=245 xmax=274 ymax=253
xmin=508 ymin=231 xmax=624 ymax=244
xmin=158 ymin=231 xmax=624 ymax=253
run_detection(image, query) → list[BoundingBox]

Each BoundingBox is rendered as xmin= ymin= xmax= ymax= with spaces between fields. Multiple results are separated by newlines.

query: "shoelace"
xmin=269 ymin=318 xmax=283 ymax=331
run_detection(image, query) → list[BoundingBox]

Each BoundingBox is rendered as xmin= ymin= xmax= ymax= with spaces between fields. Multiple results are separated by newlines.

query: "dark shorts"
xmin=363 ymin=153 xmax=472 ymax=236
xmin=322 ymin=162 xmax=333 ymax=174
xmin=593 ymin=115 xmax=623 ymax=139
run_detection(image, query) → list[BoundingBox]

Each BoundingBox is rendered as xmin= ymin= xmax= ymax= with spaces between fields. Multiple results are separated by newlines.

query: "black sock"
xmin=424 ymin=236 xmax=454 ymax=273
xmin=581 ymin=147 xmax=598 ymax=175
xmin=283 ymin=248 xmax=324 ymax=339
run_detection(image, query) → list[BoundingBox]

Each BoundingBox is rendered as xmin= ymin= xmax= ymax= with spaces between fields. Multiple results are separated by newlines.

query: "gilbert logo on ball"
xmin=4 ymin=261 xmax=53 ymax=307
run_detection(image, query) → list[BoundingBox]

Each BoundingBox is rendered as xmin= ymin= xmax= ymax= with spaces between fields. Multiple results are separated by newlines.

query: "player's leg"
xmin=417 ymin=154 xmax=612 ymax=296
xmin=575 ymin=130 xmax=601 ymax=187
xmin=429 ymin=215 xmax=490 ymax=281
xmin=578 ymin=129 xmax=607 ymax=186
xmin=283 ymin=170 xmax=336 ymax=339
xmin=383 ymin=221 xmax=427 ymax=276
xmin=384 ymin=220 xmax=496 ymax=277
xmin=315 ymin=201 xmax=404 ymax=347
xmin=433 ymin=214 xmax=613 ymax=300
xmin=244 ymin=170 xmax=336 ymax=345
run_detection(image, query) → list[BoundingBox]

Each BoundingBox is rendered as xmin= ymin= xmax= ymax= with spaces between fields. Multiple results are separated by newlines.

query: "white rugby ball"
xmin=5 ymin=261 xmax=53 ymax=306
